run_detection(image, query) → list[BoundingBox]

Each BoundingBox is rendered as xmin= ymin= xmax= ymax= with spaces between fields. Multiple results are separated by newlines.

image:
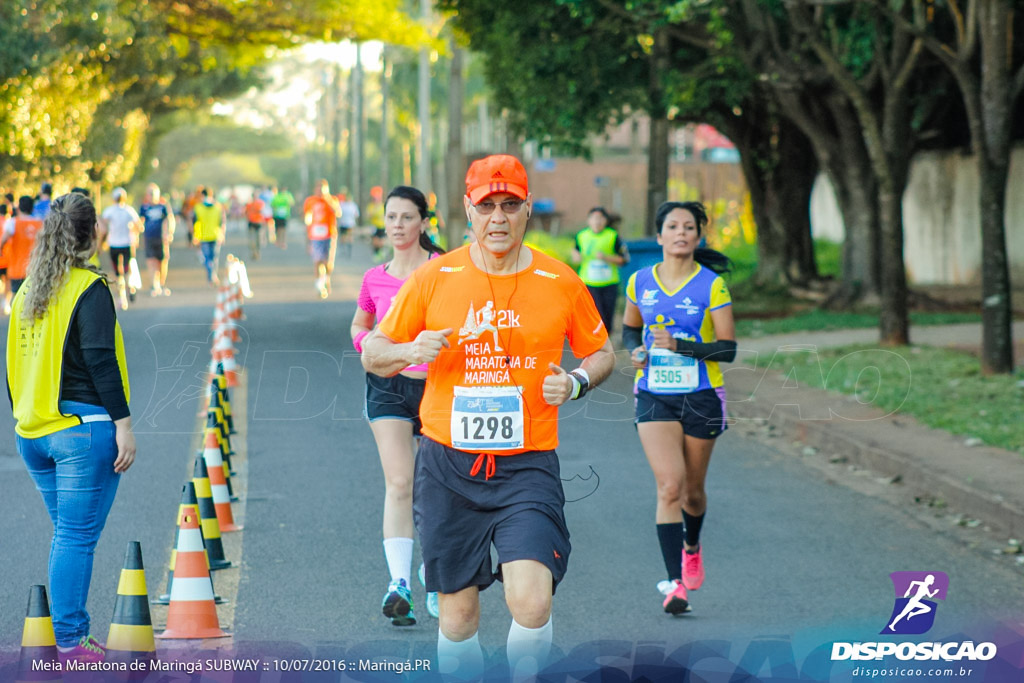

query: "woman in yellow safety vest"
xmin=572 ymin=206 xmax=629 ymax=334
xmin=7 ymin=192 xmax=136 ymax=664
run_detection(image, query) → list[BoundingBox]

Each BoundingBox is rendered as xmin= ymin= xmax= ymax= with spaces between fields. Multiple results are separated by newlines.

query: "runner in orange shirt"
xmin=244 ymin=194 xmax=266 ymax=260
xmin=1 ymin=196 xmax=44 ymax=295
xmin=362 ymin=155 xmax=616 ymax=681
xmin=0 ymin=200 xmax=12 ymax=315
xmin=303 ymin=179 xmax=341 ymax=299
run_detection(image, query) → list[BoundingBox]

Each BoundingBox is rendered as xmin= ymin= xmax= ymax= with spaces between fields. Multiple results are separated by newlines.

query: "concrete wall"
xmin=811 ymin=145 xmax=1024 ymax=285
xmin=527 ymin=156 xmax=746 ymax=235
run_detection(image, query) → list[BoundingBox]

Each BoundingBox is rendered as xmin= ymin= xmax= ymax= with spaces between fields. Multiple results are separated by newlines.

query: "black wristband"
xmin=673 ymin=339 xmax=737 ymax=363
xmin=622 ymin=324 xmax=643 ymax=351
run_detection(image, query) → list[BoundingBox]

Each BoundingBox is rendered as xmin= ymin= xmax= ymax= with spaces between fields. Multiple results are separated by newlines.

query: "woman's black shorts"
xmin=363 ymin=373 xmax=425 ymax=435
xmin=635 ymin=386 xmax=728 ymax=440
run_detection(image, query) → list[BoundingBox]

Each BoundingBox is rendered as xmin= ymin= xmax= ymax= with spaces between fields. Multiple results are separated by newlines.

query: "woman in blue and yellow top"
xmin=622 ymin=201 xmax=736 ymax=616
xmin=572 ymin=207 xmax=629 ymax=334
xmin=7 ymin=192 xmax=135 ymax=663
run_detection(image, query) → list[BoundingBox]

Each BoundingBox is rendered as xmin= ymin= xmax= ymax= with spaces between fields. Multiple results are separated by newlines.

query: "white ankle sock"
xmin=507 ymin=617 xmax=552 ymax=682
xmin=437 ymin=629 xmax=484 ymax=680
xmin=382 ymin=537 xmax=413 ymax=585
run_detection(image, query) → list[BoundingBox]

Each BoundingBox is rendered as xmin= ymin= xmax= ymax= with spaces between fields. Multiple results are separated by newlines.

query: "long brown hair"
xmin=21 ymin=193 xmax=103 ymax=321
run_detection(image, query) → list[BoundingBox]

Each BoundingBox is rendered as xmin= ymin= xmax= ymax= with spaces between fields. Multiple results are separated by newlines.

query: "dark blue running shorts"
xmin=413 ymin=437 xmax=570 ymax=595
xmin=634 ymin=386 xmax=728 ymax=440
xmin=363 ymin=373 xmax=424 ymax=436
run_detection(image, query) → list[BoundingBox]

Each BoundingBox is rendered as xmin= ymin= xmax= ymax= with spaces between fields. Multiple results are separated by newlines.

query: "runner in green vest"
xmin=572 ymin=206 xmax=629 ymax=334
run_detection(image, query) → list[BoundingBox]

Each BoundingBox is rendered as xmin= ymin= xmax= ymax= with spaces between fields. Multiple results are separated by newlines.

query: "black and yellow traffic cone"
xmin=153 ymin=483 xmax=226 ymax=605
xmin=208 ymin=388 xmax=236 ymax=477
xmin=16 ymin=585 xmax=59 ymax=683
xmin=214 ymin=363 xmax=236 ymax=435
xmin=192 ymin=454 xmax=231 ymax=570
xmin=106 ymin=542 xmax=156 ymax=668
xmin=208 ymin=385 xmax=230 ymax=445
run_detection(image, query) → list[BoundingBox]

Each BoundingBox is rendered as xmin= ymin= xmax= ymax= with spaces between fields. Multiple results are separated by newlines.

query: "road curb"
xmin=725 ymin=369 xmax=1024 ymax=539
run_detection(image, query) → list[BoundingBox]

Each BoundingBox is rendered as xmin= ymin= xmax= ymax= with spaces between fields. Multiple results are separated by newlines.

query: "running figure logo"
xmin=459 ymin=301 xmax=506 ymax=351
xmin=881 ymin=571 xmax=949 ymax=635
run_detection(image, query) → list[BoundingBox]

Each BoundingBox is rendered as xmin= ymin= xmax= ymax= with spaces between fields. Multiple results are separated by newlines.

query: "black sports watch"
xmin=569 ymin=369 xmax=590 ymax=400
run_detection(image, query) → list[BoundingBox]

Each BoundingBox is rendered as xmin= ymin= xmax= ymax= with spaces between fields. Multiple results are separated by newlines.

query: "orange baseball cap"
xmin=465 ymin=155 xmax=529 ymax=204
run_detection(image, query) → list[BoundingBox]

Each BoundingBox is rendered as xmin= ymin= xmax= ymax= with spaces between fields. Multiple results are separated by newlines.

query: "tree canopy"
xmin=0 ymin=0 xmax=428 ymax=191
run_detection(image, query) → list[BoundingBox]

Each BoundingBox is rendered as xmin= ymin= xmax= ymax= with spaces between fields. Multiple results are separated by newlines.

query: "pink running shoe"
xmin=58 ymin=635 xmax=106 ymax=663
xmin=662 ymin=580 xmax=691 ymax=615
xmin=683 ymin=546 xmax=705 ymax=590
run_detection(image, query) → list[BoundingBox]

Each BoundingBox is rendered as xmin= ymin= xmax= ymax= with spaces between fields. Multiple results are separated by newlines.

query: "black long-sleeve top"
xmin=59 ymin=280 xmax=130 ymax=420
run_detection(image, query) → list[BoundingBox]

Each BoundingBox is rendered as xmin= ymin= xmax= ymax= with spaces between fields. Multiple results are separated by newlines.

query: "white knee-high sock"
xmin=507 ymin=617 xmax=552 ymax=682
xmin=437 ymin=629 xmax=484 ymax=680
xmin=382 ymin=537 xmax=413 ymax=584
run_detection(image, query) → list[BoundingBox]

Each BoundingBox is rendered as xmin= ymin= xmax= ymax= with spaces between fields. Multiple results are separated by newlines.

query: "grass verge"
xmin=750 ymin=343 xmax=1024 ymax=454
xmin=735 ymin=311 xmax=982 ymax=338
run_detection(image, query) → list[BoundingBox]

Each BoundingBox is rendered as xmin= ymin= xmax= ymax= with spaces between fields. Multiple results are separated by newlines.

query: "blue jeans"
xmin=17 ymin=401 xmax=121 ymax=647
xmin=200 ymin=240 xmax=219 ymax=281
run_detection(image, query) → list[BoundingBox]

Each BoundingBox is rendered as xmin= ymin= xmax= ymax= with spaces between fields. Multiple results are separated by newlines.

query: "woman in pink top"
xmin=350 ymin=186 xmax=444 ymax=626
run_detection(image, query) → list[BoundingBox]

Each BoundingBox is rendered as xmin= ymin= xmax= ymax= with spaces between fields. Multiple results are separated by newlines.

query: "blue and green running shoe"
xmin=382 ymin=579 xmax=416 ymax=626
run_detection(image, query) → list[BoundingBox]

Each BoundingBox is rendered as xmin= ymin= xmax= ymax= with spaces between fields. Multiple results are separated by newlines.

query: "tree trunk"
xmin=822 ymin=141 xmax=880 ymax=304
xmin=646 ymin=115 xmax=670 ymax=238
xmin=978 ymin=157 xmax=1014 ymax=371
xmin=736 ymin=138 xmax=785 ymax=284
xmin=773 ymin=89 xmax=880 ymax=304
xmin=725 ymin=109 xmax=818 ymax=286
xmin=416 ymin=0 xmax=432 ymax=192
xmin=877 ymin=184 xmax=909 ymax=344
xmin=976 ymin=0 xmax=1015 ymax=372
xmin=829 ymin=98 xmax=883 ymax=302
xmin=774 ymin=118 xmax=818 ymax=284
xmin=876 ymin=100 xmax=912 ymax=346
xmin=446 ymin=41 xmax=466 ymax=251
xmin=380 ymin=45 xmax=390 ymax=191
xmin=352 ymin=42 xmax=365 ymax=215
xmin=330 ymin=63 xmax=342 ymax=189
xmin=645 ymin=27 xmax=671 ymax=236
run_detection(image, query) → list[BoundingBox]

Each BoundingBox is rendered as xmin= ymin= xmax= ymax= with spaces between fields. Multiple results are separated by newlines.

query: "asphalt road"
xmin=2 ymin=224 xmax=1022 ymax=679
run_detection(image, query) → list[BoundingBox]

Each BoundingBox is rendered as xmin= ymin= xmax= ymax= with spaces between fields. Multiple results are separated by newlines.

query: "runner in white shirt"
xmin=99 ymin=188 xmax=142 ymax=309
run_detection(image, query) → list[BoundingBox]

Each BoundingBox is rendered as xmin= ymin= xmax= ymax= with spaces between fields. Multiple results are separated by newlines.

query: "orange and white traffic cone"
xmin=106 ymin=542 xmax=156 ymax=667
xmin=212 ymin=291 xmax=238 ymax=343
xmin=16 ymin=585 xmax=59 ymax=683
xmin=156 ymin=506 xmax=229 ymax=639
xmin=213 ymin=330 xmax=239 ymax=387
xmin=192 ymin=454 xmax=232 ymax=570
xmin=203 ymin=426 xmax=242 ymax=532
xmin=153 ymin=483 xmax=227 ymax=606
xmin=203 ymin=411 xmax=237 ymax=500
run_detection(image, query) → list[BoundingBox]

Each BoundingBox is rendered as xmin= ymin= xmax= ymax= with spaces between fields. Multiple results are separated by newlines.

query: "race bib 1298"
xmin=451 ymin=385 xmax=524 ymax=450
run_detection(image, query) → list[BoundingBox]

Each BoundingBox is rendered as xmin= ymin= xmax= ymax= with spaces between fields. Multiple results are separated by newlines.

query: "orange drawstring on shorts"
xmin=470 ymin=452 xmax=497 ymax=480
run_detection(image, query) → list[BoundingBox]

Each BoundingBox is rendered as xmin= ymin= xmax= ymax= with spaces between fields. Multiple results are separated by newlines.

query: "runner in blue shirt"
xmin=622 ymin=201 xmax=736 ymax=616
xmin=138 ymin=183 xmax=175 ymax=296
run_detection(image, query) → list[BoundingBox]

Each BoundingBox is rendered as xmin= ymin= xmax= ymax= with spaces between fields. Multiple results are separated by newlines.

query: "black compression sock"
xmin=682 ymin=509 xmax=705 ymax=549
xmin=656 ymin=523 xmax=684 ymax=581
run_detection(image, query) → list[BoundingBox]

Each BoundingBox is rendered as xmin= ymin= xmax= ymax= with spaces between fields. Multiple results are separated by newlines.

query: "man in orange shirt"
xmin=363 ymin=155 xmax=615 ymax=681
xmin=244 ymin=193 xmax=266 ymax=261
xmin=303 ymin=179 xmax=341 ymax=299
xmin=1 ymin=196 xmax=43 ymax=295
xmin=0 ymin=201 xmax=12 ymax=315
